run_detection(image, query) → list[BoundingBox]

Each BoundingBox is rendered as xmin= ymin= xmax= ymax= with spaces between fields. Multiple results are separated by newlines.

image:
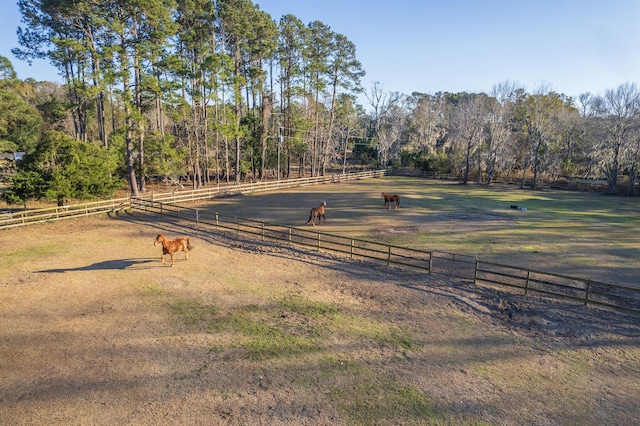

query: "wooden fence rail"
xmin=136 ymin=199 xmax=640 ymax=315
xmin=0 ymin=198 xmax=131 ymax=229
xmin=134 ymin=199 xmax=434 ymax=273
xmin=143 ymin=171 xmax=385 ymax=204
xmin=475 ymin=260 xmax=640 ymax=314
xmin=0 ymin=170 xmax=385 ymax=230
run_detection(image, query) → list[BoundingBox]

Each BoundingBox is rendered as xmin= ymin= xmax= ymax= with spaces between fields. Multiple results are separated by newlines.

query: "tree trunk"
xmin=259 ymin=92 xmax=273 ymax=180
xmin=120 ymin=37 xmax=139 ymax=197
xmin=608 ymin=142 xmax=621 ymax=194
xmin=626 ymin=163 xmax=637 ymax=196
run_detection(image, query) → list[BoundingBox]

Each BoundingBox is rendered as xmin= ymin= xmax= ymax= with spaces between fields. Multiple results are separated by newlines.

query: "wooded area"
xmin=1 ymin=0 xmax=640 ymax=207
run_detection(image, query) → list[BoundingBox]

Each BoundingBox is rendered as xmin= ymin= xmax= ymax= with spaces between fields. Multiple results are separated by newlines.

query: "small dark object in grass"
xmin=510 ymin=205 xmax=518 ymax=209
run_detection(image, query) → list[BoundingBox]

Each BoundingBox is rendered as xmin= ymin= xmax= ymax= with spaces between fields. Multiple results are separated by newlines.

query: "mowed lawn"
xmin=204 ymin=176 xmax=640 ymax=288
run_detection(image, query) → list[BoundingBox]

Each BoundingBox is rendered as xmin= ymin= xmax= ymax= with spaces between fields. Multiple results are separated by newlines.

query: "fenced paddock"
xmin=0 ymin=170 xmax=385 ymax=230
xmin=133 ymin=197 xmax=435 ymax=273
xmin=2 ymin=170 xmax=639 ymax=315
xmin=133 ymin=198 xmax=640 ymax=315
xmin=143 ymin=171 xmax=381 ymax=203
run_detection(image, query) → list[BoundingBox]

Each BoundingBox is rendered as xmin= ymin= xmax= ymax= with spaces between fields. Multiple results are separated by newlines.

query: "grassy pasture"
xmin=203 ymin=176 xmax=640 ymax=288
xmin=1 ymin=177 xmax=639 ymax=425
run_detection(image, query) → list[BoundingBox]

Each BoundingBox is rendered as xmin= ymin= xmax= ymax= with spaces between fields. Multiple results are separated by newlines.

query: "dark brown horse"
xmin=306 ymin=201 xmax=327 ymax=226
xmin=382 ymin=192 xmax=400 ymax=209
xmin=154 ymin=233 xmax=193 ymax=266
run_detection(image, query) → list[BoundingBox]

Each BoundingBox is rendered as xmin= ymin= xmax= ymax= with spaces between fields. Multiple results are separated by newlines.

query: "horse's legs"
xmin=161 ymin=254 xmax=167 ymax=265
xmin=170 ymin=253 xmax=175 ymax=267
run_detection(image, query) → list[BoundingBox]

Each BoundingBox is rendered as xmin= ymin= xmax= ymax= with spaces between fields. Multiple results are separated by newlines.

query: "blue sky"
xmin=1 ymin=0 xmax=639 ymax=100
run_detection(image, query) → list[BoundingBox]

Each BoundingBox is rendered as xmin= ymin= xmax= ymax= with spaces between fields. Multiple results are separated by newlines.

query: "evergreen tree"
xmin=2 ymin=130 xmax=121 ymax=206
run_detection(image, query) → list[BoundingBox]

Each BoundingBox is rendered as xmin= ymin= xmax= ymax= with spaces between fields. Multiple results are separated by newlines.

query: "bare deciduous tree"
xmin=376 ymin=92 xmax=407 ymax=167
xmin=592 ymin=83 xmax=640 ymax=194
xmin=450 ymin=94 xmax=487 ymax=184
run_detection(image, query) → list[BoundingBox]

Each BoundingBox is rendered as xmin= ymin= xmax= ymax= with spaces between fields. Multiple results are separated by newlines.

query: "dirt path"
xmin=1 ymin=212 xmax=639 ymax=425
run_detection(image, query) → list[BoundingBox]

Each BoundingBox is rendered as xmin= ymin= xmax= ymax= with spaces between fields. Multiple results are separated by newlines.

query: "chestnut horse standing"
xmin=382 ymin=192 xmax=401 ymax=209
xmin=154 ymin=233 xmax=193 ymax=266
xmin=306 ymin=201 xmax=327 ymax=226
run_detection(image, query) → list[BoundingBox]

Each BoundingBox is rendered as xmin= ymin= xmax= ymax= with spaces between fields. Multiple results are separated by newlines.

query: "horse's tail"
xmin=306 ymin=212 xmax=312 ymax=224
xmin=185 ymin=238 xmax=194 ymax=251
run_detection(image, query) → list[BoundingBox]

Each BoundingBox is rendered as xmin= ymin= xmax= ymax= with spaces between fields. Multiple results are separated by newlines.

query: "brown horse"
xmin=306 ymin=201 xmax=327 ymax=226
xmin=382 ymin=192 xmax=401 ymax=209
xmin=154 ymin=233 xmax=193 ymax=266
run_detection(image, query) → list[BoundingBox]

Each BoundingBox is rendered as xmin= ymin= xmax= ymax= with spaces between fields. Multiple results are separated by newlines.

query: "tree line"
xmin=1 ymin=0 xmax=639 ymax=207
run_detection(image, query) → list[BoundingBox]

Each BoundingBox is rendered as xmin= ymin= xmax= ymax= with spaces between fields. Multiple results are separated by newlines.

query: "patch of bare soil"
xmin=430 ymin=212 xmax=513 ymax=222
xmin=1 ymin=212 xmax=639 ymax=425
xmin=370 ymin=213 xmax=515 ymax=237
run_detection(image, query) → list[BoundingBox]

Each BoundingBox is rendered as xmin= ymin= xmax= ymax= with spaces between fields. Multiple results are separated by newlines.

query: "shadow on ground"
xmin=37 ymin=258 xmax=156 ymax=273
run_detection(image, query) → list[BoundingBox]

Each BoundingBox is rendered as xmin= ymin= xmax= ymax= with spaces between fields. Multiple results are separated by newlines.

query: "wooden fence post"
xmin=584 ymin=281 xmax=592 ymax=306
xmin=350 ymin=239 xmax=354 ymax=259
xmin=450 ymin=253 xmax=455 ymax=275
xmin=474 ymin=259 xmax=479 ymax=284
xmin=524 ymin=270 xmax=531 ymax=295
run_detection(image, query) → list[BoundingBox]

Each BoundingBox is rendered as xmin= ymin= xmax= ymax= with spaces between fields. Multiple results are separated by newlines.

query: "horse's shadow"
xmin=38 ymin=258 xmax=156 ymax=273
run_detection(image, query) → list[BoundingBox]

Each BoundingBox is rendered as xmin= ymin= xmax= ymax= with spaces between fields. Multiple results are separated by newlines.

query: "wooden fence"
xmin=2 ymin=168 xmax=638 ymax=315
xmin=387 ymin=168 xmax=627 ymax=192
xmin=0 ymin=170 xmax=385 ymax=230
xmin=142 ymin=170 xmax=384 ymax=203
xmin=0 ymin=198 xmax=130 ymax=229
xmin=134 ymin=198 xmax=640 ymax=315
xmin=133 ymin=197 xmax=435 ymax=272
xmin=475 ymin=261 xmax=640 ymax=314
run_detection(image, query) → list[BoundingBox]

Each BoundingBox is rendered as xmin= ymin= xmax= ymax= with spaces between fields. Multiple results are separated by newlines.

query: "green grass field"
xmin=206 ymin=176 xmax=640 ymax=287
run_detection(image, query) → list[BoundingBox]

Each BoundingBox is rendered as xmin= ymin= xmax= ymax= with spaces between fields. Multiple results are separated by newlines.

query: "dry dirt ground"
xmin=1 ymin=211 xmax=639 ymax=425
